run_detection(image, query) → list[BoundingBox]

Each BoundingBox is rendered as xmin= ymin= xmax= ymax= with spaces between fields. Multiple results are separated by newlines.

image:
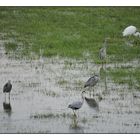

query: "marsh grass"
xmin=0 ymin=7 xmax=140 ymax=90
xmin=43 ymin=90 xmax=58 ymax=97
xmin=30 ymin=112 xmax=73 ymax=119
xmin=108 ymin=67 xmax=140 ymax=90
xmin=57 ymin=79 xmax=68 ymax=86
xmin=0 ymin=7 xmax=140 ymax=61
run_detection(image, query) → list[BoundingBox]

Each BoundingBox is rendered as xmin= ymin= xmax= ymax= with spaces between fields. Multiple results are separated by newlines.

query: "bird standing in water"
xmin=3 ymin=80 xmax=12 ymax=100
xmin=99 ymin=38 xmax=109 ymax=68
xmin=68 ymin=91 xmax=85 ymax=116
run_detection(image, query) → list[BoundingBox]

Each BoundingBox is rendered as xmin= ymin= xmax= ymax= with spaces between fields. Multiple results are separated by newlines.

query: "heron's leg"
xmin=73 ymin=110 xmax=77 ymax=117
xmin=102 ymin=61 xmax=103 ymax=69
xmin=105 ymin=59 xmax=107 ymax=70
xmin=90 ymin=90 xmax=92 ymax=97
xmin=92 ymin=88 xmax=95 ymax=97
xmin=89 ymin=88 xmax=92 ymax=97
xmin=9 ymin=92 xmax=10 ymax=101
xmin=4 ymin=93 xmax=6 ymax=103
xmin=73 ymin=110 xmax=75 ymax=115
xmin=41 ymin=64 xmax=44 ymax=72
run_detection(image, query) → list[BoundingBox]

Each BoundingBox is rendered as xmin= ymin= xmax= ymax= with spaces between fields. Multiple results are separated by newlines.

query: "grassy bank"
xmin=0 ymin=7 xmax=140 ymax=89
xmin=0 ymin=7 xmax=140 ymax=61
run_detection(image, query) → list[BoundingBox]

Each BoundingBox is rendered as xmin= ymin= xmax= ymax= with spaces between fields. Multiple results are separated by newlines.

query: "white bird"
xmin=68 ymin=91 xmax=85 ymax=116
xmin=122 ymin=25 xmax=137 ymax=36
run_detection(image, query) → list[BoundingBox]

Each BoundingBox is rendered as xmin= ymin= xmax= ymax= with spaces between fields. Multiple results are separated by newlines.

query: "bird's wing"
xmin=84 ymin=77 xmax=92 ymax=87
xmin=3 ymin=83 xmax=8 ymax=92
xmin=85 ymin=76 xmax=95 ymax=86
xmin=71 ymin=101 xmax=82 ymax=108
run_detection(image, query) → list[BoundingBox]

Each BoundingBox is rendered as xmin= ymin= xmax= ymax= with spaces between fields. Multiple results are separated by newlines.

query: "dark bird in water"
xmin=3 ymin=80 xmax=12 ymax=114
xmin=3 ymin=80 xmax=12 ymax=101
xmin=68 ymin=91 xmax=85 ymax=116
xmin=3 ymin=80 xmax=12 ymax=93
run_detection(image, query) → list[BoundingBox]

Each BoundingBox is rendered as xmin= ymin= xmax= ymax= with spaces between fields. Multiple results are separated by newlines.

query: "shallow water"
xmin=0 ymin=42 xmax=140 ymax=133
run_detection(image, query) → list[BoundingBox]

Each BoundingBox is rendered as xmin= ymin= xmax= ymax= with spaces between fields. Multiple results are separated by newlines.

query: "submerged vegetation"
xmin=30 ymin=113 xmax=73 ymax=119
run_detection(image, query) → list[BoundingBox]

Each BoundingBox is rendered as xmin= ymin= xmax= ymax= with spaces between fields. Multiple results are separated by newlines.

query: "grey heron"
xmin=68 ymin=91 xmax=85 ymax=116
xmin=3 ymin=80 xmax=12 ymax=100
xmin=84 ymin=75 xmax=99 ymax=97
xmin=99 ymin=38 xmax=109 ymax=68
xmin=84 ymin=75 xmax=99 ymax=88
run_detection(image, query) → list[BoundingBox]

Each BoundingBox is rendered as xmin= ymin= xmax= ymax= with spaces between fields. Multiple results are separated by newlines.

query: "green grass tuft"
xmin=0 ymin=7 xmax=140 ymax=62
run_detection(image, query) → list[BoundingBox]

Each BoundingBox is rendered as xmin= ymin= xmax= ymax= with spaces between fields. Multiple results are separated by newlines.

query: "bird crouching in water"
xmin=84 ymin=75 xmax=99 ymax=97
xmin=3 ymin=80 xmax=12 ymax=100
xmin=68 ymin=91 xmax=85 ymax=117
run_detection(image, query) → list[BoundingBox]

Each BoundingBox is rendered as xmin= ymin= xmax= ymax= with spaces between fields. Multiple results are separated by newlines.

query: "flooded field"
xmin=0 ymin=41 xmax=140 ymax=133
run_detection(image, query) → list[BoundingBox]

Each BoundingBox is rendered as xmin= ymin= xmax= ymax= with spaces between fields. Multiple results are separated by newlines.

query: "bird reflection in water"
xmin=85 ymin=97 xmax=99 ymax=111
xmin=3 ymin=101 xmax=12 ymax=112
xmin=3 ymin=92 xmax=12 ymax=116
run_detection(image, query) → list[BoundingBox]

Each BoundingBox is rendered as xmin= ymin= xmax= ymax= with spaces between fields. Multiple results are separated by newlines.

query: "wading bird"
xmin=3 ymin=80 xmax=12 ymax=100
xmin=68 ymin=91 xmax=85 ymax=116
xmin=122 ymin=25 xmax=140 ymax=46
xmin=99 ymin=38 xmax=109 ymax=68
xmin=122 ymin=25 xmax=137 ymax=36
xmin=84 ymin=75 xmax=99 ymax=96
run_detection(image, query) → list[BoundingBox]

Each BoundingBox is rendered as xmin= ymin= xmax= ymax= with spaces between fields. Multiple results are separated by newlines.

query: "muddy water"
xmin=0 ymin=42 xmax=140 ymax=133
